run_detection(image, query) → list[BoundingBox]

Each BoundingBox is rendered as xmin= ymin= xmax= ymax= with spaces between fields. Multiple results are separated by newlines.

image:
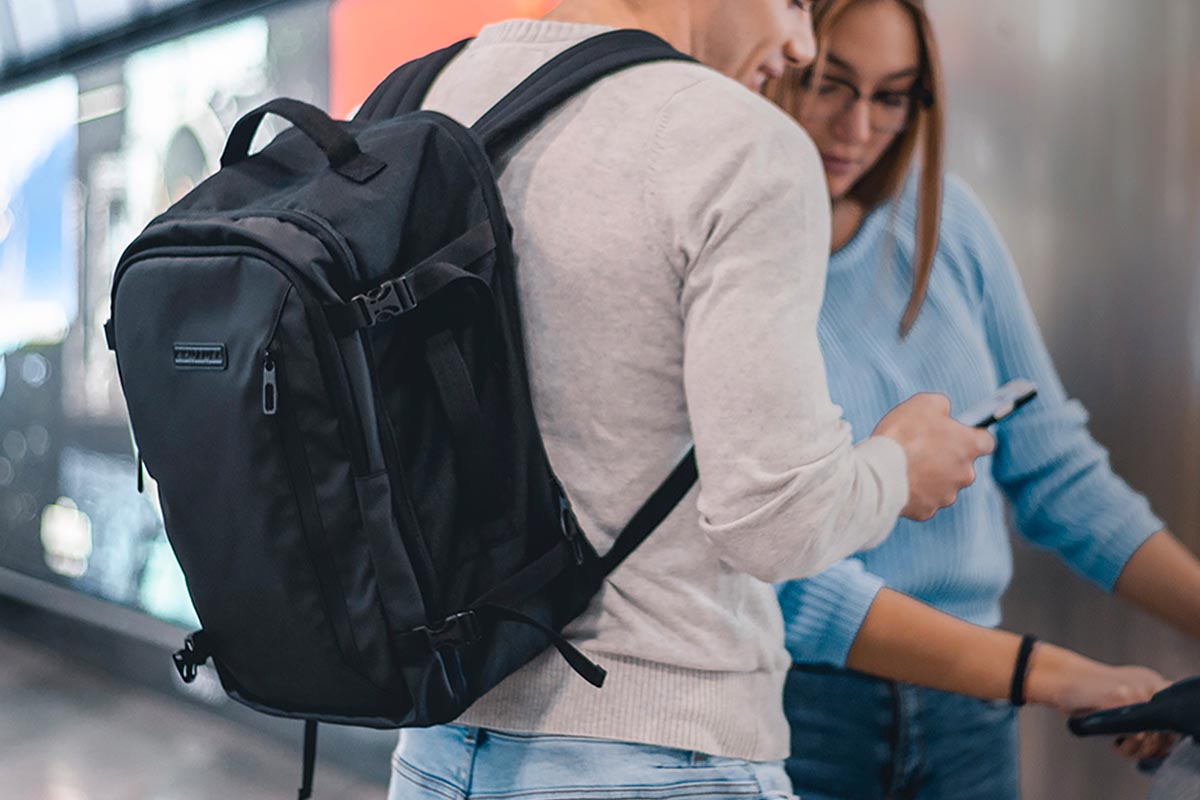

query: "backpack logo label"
xmin=173 ymin=343 xmax=227 ymax=370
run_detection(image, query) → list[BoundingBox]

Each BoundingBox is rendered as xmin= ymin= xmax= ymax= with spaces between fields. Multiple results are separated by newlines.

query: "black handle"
xmin=1070 ymin=677 xmax=1200 ymax=739
xmin=1071 ymin=702 xmax=1170 ymax=737
xmin=221 ymin=98 xmax=384 ymax=183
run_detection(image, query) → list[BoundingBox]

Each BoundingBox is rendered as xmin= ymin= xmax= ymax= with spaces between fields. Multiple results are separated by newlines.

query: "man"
xmin=391 ymin=1 xmax=993 ymax=796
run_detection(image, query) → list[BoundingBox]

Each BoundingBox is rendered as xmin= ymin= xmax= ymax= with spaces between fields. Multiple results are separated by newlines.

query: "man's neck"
xmin=544 ymin=0 xmax=694 ymax=54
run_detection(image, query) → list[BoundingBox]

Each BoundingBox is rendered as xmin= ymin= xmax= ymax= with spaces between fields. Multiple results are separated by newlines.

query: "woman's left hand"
xmin=1113 ymin=730 xmax=1177 ymax=761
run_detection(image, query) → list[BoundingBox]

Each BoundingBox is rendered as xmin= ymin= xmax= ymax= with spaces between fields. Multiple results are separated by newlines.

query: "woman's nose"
xmin=834 ymin=98 xmax=873 ymax=144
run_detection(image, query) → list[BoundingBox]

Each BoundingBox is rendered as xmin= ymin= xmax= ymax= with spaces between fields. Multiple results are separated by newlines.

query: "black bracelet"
xmin=1009 ymin=634 xmax=1039 ymax=707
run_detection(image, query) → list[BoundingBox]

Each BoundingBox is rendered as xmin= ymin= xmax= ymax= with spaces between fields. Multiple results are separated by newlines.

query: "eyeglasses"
xmin=797 ymin=73 xmax=934 ymax=134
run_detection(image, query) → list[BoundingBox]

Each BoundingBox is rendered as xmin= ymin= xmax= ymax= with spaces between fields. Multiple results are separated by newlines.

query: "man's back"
xmin=421 ymin=19 xmax=907 ymax=760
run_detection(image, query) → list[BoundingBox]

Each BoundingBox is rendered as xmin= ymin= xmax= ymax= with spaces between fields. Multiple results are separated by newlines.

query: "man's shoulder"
xmin=616 ymin=62 xmax=805 ymax=124
xmin=601 ymin=62 xmax=817 ymax=158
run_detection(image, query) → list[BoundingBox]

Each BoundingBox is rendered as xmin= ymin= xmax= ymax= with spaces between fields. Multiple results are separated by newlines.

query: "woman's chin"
xmin=828 ymin=180 xmax=855 ymax=203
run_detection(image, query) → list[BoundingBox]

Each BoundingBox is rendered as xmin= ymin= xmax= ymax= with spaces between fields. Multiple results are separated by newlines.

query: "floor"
xmin=0 ymin=625 xmax=391 ymax=800
xmin=3 ymin=547 xmax=1188 ymax=800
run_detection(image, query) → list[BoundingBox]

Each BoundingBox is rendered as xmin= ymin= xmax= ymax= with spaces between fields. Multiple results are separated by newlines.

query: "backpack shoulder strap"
xmin=599 ymin=448 xmax=697 ymax=577
xmin=353 ymin=38 xmax=472 ymax=122
xmin=475 ymin=29 xmax=699 ymax=570
xmin=472 ymin=29 xmax=697 ymax=156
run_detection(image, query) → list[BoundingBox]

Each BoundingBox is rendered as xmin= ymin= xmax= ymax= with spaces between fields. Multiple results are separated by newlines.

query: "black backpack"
xmin=106 ymin=29 xmax=698 ymax=798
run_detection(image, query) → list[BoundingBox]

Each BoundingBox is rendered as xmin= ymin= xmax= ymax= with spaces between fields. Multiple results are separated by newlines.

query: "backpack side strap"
xmin=325 ymin=221 xmax=496 ymax=334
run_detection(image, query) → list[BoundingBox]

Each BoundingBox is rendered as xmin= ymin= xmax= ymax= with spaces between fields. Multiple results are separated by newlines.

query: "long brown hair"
xmin=768 ymin=0 xmax=946 ymax=336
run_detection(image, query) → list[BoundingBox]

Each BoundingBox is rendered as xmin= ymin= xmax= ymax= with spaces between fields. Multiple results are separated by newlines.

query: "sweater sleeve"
xmin=776 ymin=560 xmax=886 ymax=666
xmin=646 ymin=78 xmax=909 ymax=584
xmin=950 ymin=179 xmax=1163 ymax=589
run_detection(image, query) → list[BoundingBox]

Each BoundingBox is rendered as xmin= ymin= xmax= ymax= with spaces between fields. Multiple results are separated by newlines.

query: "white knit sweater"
xmin=421 ymin=19 xmax=908 ymax=761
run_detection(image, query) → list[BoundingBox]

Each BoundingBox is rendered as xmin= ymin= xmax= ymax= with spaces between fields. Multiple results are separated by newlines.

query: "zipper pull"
xmin=136 ymin=450 xmax=145 ymax=493
xmin=262 ymin=351 xmax=278 ymax=416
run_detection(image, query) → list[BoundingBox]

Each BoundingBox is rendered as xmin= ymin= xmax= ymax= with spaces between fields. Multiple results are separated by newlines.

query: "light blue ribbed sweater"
xmin=778 ymin=175 xmax=1164 ymax=667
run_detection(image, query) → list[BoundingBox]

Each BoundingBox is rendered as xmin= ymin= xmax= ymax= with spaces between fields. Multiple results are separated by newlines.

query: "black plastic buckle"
xmin=172 ymin=632 xmax=210 ymax=684
xmin=415 ymin=611 xmax=481 ymax=651
xmin=352 ymin=277 xmax=416 ymax=327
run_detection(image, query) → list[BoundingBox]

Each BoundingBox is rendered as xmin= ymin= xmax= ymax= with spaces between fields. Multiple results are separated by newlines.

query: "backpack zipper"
xmin=359 ymin=335 xmax=441 ymax=610
xmin=115 ymin=246 xmax=370 ymax=475
xmin=115 ymin=232 xmax=442 ymax=625
xmin=262 ymin=352 xmax=279 ymax=416
xmin=264 ymin=345 xmax=367 ymax=677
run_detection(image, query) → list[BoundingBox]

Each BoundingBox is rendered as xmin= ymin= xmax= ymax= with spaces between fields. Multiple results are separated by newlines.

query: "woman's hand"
xmin=1025 ymin=643 xmax=1176 ymax=760
xmin=845 ymin=589 xmax=1178 ymax=760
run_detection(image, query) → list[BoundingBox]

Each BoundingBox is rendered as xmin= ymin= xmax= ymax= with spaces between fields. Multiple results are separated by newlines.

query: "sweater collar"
xmin=828 ymin=201 xmax=892 ymax=274
xmin=474 ymin=19 xmax=618 ymax=47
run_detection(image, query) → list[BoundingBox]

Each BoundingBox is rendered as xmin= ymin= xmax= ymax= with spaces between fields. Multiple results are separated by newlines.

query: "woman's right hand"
xmin=1025 ymin=642 xmax=1175 ymax=760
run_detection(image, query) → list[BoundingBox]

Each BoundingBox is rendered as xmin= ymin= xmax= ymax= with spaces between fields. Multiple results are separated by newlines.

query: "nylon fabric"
xmin=107 ymin=31 xmax=697 ymax=745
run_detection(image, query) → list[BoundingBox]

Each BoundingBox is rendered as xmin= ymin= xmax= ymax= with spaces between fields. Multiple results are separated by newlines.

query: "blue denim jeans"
xmin=784 ymin=664 xmax=1020 ymax=800
xmin=388 ymin=724 xmax=798 ymax=799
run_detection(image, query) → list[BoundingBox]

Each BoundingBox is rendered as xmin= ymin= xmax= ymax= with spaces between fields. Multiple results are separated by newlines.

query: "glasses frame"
xmin=798 ymin=69 xmax=935 ymax=134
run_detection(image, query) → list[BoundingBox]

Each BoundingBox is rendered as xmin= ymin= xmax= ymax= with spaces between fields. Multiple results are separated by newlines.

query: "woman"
xmin=767 ymin=1 xmax=1200 ymax=797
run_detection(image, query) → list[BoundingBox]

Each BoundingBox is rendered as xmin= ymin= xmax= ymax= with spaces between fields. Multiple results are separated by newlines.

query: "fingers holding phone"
xmin=873 ymin=380 xmax=1038 ymax=521
xmin=955 ymin=379 xmax=1038 ymax=429
xmin=872 ymin=393 xmax=996 ymax=521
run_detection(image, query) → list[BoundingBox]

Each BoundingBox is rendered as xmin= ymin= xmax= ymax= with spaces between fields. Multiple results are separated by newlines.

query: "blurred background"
xmin=0 ymin=0 xmax=1196 ymax=797
xmin=927 ymin=1 xmax=1200 ymax=797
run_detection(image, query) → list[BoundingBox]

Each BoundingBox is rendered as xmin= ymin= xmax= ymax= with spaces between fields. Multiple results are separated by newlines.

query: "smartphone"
xmin=955 ymin=379 xmax=1038 ymax=428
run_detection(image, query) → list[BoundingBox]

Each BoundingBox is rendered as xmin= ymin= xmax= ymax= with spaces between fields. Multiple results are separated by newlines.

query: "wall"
xmin=925 ymin=2 xmax=1200 ymax=797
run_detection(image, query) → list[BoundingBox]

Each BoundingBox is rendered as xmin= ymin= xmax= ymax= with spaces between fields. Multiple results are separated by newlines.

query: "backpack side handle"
xmin=221 ymin=98 xmax=385 ymax=183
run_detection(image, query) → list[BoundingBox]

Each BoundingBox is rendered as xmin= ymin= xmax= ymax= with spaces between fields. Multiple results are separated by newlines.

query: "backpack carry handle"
xmin=222 ymin=98 xmax=385 ymax=183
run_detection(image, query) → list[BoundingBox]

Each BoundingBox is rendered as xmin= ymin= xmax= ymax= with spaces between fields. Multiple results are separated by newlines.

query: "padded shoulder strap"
xmin=472 ymin=29 xmax=696 ymax=157
xmin=353 ymin=39 xmax=472 ymax=122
